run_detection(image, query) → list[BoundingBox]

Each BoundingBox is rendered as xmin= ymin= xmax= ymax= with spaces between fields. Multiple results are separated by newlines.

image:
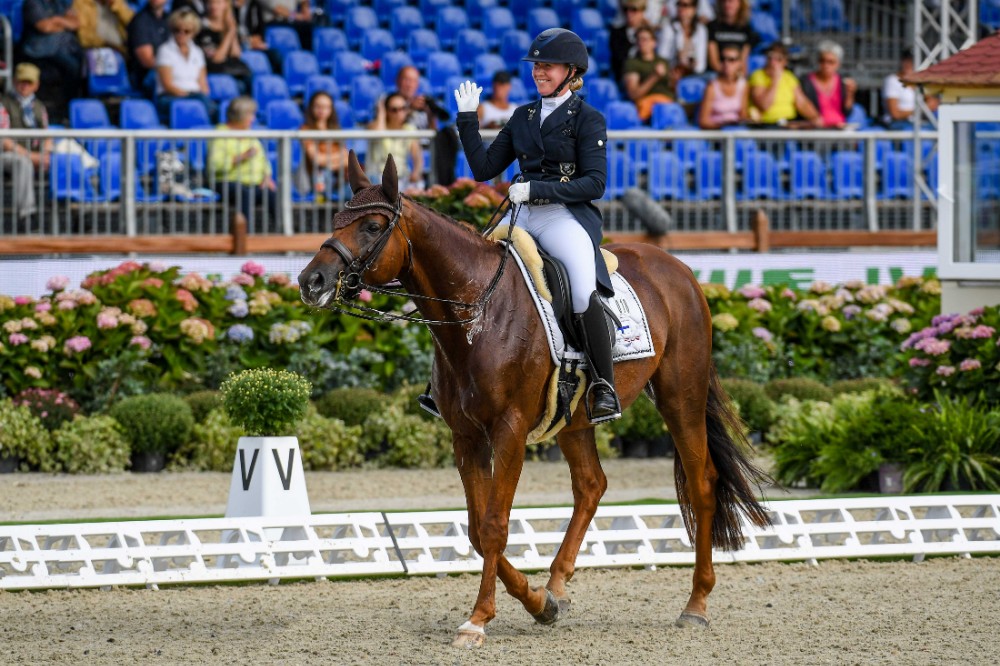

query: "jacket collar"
xmin=541 ymin=93 xmax=580 ymax=137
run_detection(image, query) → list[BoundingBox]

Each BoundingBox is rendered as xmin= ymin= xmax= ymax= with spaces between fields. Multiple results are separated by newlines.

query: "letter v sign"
xmin=240 ymin=448 xmax=260 ymax=491
xmin=272 ymin=449 xmax=295 ymax=491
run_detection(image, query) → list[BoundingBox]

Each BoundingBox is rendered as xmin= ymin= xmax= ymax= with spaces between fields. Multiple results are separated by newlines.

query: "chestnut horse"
xmin=299 ymin=153 xmax=771 ymax=648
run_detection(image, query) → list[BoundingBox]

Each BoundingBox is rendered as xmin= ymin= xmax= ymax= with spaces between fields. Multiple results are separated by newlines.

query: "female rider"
xmin=451 ymin=28 xmax=620 ymax=423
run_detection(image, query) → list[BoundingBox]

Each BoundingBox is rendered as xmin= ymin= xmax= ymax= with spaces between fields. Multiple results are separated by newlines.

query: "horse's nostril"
xmin=308 ymin=271 xmax=324 ymax=292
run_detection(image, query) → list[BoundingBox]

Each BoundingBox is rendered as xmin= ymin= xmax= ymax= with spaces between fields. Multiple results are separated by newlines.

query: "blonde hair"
xmin=569 ymin=76 xmax=584 ymax=92
xmin=168 ymin=8 xmax=200 ymax=33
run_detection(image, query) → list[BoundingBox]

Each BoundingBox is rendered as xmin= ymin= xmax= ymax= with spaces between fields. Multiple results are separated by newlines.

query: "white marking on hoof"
xmin=451 ymin=621 xmax=486 ymax=649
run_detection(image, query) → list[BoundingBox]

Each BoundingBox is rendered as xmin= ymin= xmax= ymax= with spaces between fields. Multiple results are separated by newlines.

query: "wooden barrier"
xmin=1 ymin=211 xmax=937 ymax=256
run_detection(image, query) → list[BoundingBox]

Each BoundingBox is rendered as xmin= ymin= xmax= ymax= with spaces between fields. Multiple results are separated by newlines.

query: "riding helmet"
xmin=523 ymin=28 xmax=589 ymax=75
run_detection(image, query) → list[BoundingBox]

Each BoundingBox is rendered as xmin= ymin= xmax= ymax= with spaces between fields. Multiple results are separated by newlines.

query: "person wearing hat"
xmin=478 ymin=70 xmax=515 ymax=129
xmin=610 ymin=0 xmax=650 ymax=91
xmin=0 ymin=63 xmax=52 ymax=221
xmin=449 ymin=28 xmax=621 ymax=424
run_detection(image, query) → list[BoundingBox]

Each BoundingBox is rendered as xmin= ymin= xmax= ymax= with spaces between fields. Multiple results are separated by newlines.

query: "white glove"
xmin=453 ymin=80 xmax=483 ymax=114
xmin=508 ymin=182 xmax=530 ymax=204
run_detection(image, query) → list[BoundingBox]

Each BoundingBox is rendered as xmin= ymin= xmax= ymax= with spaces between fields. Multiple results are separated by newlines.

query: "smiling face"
xmin=532 ymin=62 xmax=572 ymax=97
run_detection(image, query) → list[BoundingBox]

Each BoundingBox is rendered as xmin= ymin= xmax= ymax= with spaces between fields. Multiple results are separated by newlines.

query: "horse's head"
xmin=299 ymin=151 xmax=409 ymax=307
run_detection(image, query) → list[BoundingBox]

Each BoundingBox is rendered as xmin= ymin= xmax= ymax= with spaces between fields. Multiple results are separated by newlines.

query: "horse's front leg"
xmin=545 ymin=426 xmax=607 ymax=612
xmin=451 ymin=427 xmax=549 ymax=648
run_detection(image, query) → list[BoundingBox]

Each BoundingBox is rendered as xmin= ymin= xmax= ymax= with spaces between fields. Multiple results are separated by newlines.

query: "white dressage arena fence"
xmin=1 ymin=495 xmax=998 ymax=591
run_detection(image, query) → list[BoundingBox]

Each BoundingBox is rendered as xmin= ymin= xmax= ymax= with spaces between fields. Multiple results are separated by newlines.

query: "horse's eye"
xmin=364 ymin=220 xmax=382 ymax=234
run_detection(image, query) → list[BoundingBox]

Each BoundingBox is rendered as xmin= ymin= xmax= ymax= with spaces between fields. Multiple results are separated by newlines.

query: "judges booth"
xmin=906 ymin=33 xmax=1000 ymax=313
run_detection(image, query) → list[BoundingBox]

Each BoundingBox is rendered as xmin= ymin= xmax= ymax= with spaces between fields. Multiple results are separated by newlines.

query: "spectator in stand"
xmin=231 ymin=0 xmax=281 ymax=73
xmin=155 ymin=8 xmax=217 ymax=124
xmin=257 ymin=0 xmax=312 ymax=51
xmin=644 ymin=0 xmax=713 ymax=27
xmin=748 ymin=42 xmax=818 ymax=126
xmin=706 ymin=0 xmax=757 ymax=75
xmin=72 ymin=0 xmax=134 ymax=54
xmin=127 ymin=0 xmax=169 ymax=97
xmin=367 ymin=92 xmax=424 ymax=190
xmin=196 ymin=0 xmax=253 ymax=94
xmin=478 ymin=70 xmax=515 ymax=129
xmin=799 ymin=40 xmax=857 ymax=129
xmin=296 ymin=91 xmax=348 ymax=200
xmin=0 ymin=64 xmax=52 ymax=221
xmin=882 ymin=48 xmax=939 ymax=129
xmin=20 ymin=0 xmax=84 ymax=124
xmin=623 ymin=25 xmax=675 ymax=122
xmin=390 ymin=65 xmax=455 ymax=185
xmin=610 ymin=0 xmax=649 ymax=91
xmin=210 ymin=96 xmax=276 ymax=228
xmin=658 ymin=0 xmax=708 ymax=80
xmin=698 ymin=44 xmax=747 ymax=128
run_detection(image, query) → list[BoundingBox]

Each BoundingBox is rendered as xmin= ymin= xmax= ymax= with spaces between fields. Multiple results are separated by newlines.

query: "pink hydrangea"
xmin=46 ymin=275 xmax=71 ymax=291
xmin=96 ymin=309 xmax=120 ymax=329
xmin=751 ymin=327 xmax=773 ymax=343
xmin=781 ymin=288 xmax=797 ymax=301
xmin=909 ymin=357 xmax=931 ymax=367
xmin=8 ymin=333 xmax=28 ymax=346
xmin=64 ymin=336 xmax=92 ymax=354
xmin=268 ymin=273 xmax=291 ymax=287
xmin=959 ymin=358 xmax=982 ymax=372
xmin=936 ymin=365 xmax=955 ymax=377
xmin=175 ymin=289 xmax=198 ymax=312
xmin=143 ymin=277 xmax=164 ymax=289
xmin=241 ymin=260 xmax=266 ymax=277
xmin=58 ymin=300 xmax=77 ymax=311
xmin=954 ymin=325 xmax=995 ymax=340
xmin=231 ymin=273 xmax=255 ymax=286
xmin=14 ymin=295 xmax=33 ymax=305
xmin=738 ymin=285 xmax=767 ymax=299
xmin=130 ymin=335 xmax=152 ymax=350
xmin=913 ymin=337 xmax=951 ymax=356
xmin=35 ymin=301 xmax=51 ymax=312
xmin=747 ymin=297 xmax=772 ymax=313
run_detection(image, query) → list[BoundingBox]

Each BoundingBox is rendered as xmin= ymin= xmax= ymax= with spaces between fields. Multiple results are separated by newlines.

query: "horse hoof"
xmin=675 ymin=612 xmax=710 ymax=629
xmin=557 ymin=597 xmax=572 ymax=616
xmin=532 ymin=588 xmax=562 ymax=626
xmin=451 ymin=622 xmax=486 ymax=649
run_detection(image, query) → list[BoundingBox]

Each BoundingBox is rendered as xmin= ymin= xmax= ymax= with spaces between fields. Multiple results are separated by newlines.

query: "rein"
xmin=318 ymin=195 xmax=519 ymax=326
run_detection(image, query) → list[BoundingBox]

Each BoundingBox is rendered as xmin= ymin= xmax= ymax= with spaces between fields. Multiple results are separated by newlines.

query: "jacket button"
xmin=521 ymin=154 xmax=527 ymax=159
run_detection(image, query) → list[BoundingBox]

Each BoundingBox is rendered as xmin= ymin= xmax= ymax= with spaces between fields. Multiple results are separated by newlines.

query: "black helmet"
xmin=523 ymin=28 xmax=589 ymax=75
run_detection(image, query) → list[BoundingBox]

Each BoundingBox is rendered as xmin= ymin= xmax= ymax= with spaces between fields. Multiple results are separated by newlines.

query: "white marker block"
xmin=225 ymin=436 xmax=311 ymax=518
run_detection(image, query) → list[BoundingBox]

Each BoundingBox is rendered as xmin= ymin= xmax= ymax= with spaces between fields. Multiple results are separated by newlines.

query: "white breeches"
xmin=503 ymin=203 xmax=596 ymax=313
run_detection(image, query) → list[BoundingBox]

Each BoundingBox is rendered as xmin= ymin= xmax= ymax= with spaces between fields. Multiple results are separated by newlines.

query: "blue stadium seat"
xmin=813 ymin=0 xmax=849 ymax=31
xmin=695 ymin=151 xmax=723 ymax=199
xmin=381 ymin=51 xmax=415 ymax=89
xmin=581 ymin=76 xmax=619 ymax=114
xmin=267 ymin=99 xmax=305 ymax=129
xmin=501 ymin=30 xmax=532 ymax=70
xmin=120 ymin=99 xmax=169 ymax=174
xmin=649 ymin=153 xmax=687 ymax=200
xmin=846 ymin=103 xmax=869 ymax=128
xmin=374 ymin=0 xmax=407 ymax=18
xmin=408 ymin=29 xmax=442 ymax=70
xmin=2 ymin=0 xmax=24 ymax=42
xmin=572 ymin=8 xmax=605 ymax=50
xmin=741 ymin=152 xmax=782 ymax=199
xmin=482 ymin=7 xmax=516 ymax=47
xmin=508 ymin=77 xmax=529 ymax=103
xmin=264 ymin=25 xmax=302 ymax=60
xmin=252 ymin=75 xmax=291 ymax=121
xmin=605 ymin=101 xmax=642 ymax=129
xmin=351 ymin=75 xmax=386 ymax=125
xmin=208 ymin=73 xmax=241 ymax=102
xmin=335 ymin=100 xmax=355 ymax=128
xmin=474 ymin=53 xmax=508 ymax=81
xmin=241 ymin=50 xmax=273 ymax=76
xmin=390 ymin=6 xmax=424 ymax=48
xmin=603 ymin=151 xmax=636 ymax=199
xmin=87 ymin=50 xmax=136 ymax=97
xmin=420 ymin=0 xmax=453 ymax=22
xmin=437 ymin=7 xmax=470 ymax=48
xmin=169 ymin=98 xmax=212 ymax=129
xmin=465 ymin=0 xmax=498 ymax=28
xmin=674 ymin=138 xmax=708 ymax=171
xmin=313 ymin=27 xmax=349 ymax=73
xmin=789 ymin=151 xmax=828 ymax=199
xmin=676 ymin=76 xmax=707 ymax=105
xmin=750 ymin=13 xmax=779 ymax=48
xmin=333 ymin=51 xmax=368 ymax=86
xmin=455 ymin=30 xmax=488 ymax=73
xmin=283 ymin=50 xmax=321 ymax=97
xmin=70 ymin=99 xmax=112 ymax=129
xmin=96 ymin=152 xmax=122 ymax=202
xmin=361 ymin=28 xmax=396 ymax=61
xmin=50 ymin=154 xmax=92 ymax=202
xmin=325 ymin=0 xmax=359 ymax=26
xmin=305 ymin=75 xmax=341 ymax=103
xmin=748 ymin=53 xmax=767 ymax=74
xmin=880 ymin=151 xmax=913 ymax=199
xmin=427 ymin=52 xmax=462 ymax=96
xmin=554 ymin=0 xmax=585 ymax=17
xmin=527 ymin=8 xmax=560 ymax=36
xmin=346 ymin=6 xmax=379 ymax=48
xmin=831 ymin=151 xmax=863 ymax=199
xmin=650 ymin=102 xmax=689 ymax=130
xmin=509 ymin=0 xmax=534 ymax=27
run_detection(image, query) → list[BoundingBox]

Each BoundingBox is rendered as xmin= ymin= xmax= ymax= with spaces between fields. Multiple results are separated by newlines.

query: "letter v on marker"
xmin=272 ymin=449 xmax=295 ymax=490
xmin=240 ymin=448 xmax=260 ymax=491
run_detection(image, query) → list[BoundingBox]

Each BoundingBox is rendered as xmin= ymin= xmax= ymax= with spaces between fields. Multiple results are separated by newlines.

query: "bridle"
xmin=316 ymin=193 xmax=518 ymax=326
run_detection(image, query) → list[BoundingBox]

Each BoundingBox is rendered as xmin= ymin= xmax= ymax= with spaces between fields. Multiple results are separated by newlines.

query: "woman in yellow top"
xmin=748 ymin=42 xmax=818 ymax=125
xmin=209 ymin=96 xmax=277 ymax=229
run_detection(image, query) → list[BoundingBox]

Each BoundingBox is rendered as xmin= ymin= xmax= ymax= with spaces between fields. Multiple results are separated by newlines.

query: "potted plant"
xmin=0 ymin=398 xmax=52 ymax=472
xmin=610 ymin=397 xmax=670 ymax=458
xmin=110 ymin=394 xmax=195 ymax=472
xmin=220 ymin=368 xmax=313 ymax=517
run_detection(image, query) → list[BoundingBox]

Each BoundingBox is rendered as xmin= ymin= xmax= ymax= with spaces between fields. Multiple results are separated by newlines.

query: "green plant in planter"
xmin=609 ymin=396 xmax=668 ymax=456
xmin=110 ymin=393 xmax=195 ymax=457
xmin=52 ymin=415 xmax=131 ymax=474
xmin=220 ymin=368 xmax=311 ymax=436
xmin=904 ymin=392 xmax=1000 ymax=492
xmin=721 ymin=378 xmax=776 ymax=434
xmin=765 ymin=377 xmax=834 ymax=404
xmin=0 ymin=398 xmax=53 ymax=471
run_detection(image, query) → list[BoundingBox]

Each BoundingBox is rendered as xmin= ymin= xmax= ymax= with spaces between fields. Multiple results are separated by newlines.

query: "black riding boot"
xmin=417 ymin=382 xmax=442 ymax=419
xmin=574 ymin=292 xmax=622 ymax=424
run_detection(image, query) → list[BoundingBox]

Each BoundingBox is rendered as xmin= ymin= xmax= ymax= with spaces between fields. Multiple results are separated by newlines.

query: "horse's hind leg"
xmin=651 ymin=376 xmax=719 ymax=627
xmin=545 ymin=426 xmax=607 ymax=611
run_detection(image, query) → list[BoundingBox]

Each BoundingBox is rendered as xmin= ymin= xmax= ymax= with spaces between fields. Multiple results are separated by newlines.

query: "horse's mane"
xmin=404 ymin=195 xmax=505 ymax=249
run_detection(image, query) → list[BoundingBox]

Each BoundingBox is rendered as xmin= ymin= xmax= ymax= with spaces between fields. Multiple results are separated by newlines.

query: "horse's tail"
xmin=674 ymin=366 xmax=774 ymax=552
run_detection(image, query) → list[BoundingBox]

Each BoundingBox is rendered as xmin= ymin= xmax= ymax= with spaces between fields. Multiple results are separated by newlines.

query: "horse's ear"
xmin=381 ymin=155 xmax=399 ymax=205
xmin=347 ymin=150 xmax=370 ymax=193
